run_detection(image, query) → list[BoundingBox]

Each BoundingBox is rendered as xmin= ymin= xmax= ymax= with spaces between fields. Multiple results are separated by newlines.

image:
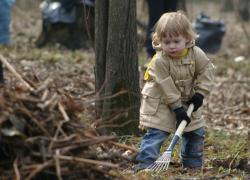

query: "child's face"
xmin=161 ymin=34 xmax=188 ymax=58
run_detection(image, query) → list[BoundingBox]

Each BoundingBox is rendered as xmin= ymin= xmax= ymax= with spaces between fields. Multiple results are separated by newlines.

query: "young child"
xmin=134 ymin=11 xmax=214 ymax=171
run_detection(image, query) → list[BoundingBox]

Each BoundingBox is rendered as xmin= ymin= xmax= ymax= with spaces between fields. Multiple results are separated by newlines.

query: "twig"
xmin=83 ymin=133 xmax=138 ymax=152
xmin=48 ymin=121 xmax=66 ymax=153
xmin=54 ymin=149 xmax=62 ymax=180
xmin=34 ymin=78 xmax=52 ymax=93
xmin=26 ymin=160 xmax=54 ymax=180
xmin=87 ymin=90 xmax=131 ymax=104
xmin=0 ymin=54 xmax=34 ymax=91
xmin=97 ymin=119 xmax=133 ymax=129
xmin=82 ymin=90 xmax=95 ymax=97
xmin=60 ymin=136 xmax=116 ymax=153
xmin=37 ymin=93 xmax=58 ymax=109
xmin=13 ymin=157 xmax=21 ymax=180
xmin=19 ymin=106 xmax=51 ymax=137
xmin=41 ymin=89 xmax=49 ymax=101
xmin=92 ymin=105 xmax=137 ymax=129
xmin=58 ymin=102 xmax=70 ymax=122
xmin=229 ymin=150 xmax=240 ymax=170
xmin=109 ymin=141 xmax=138 ymax=153
xmin=57 ymin=155 xmax=119 ymax=168
xmin=93 ymin=112 xmax=127 ymax=128
xmin=48 ymin=102 xmax=70 ymax=152
xmin=12 ymin=93 xmax=42 ymax=103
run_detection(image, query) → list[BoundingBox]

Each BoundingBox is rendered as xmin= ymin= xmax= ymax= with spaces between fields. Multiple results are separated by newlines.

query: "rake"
xmin=146 ymin=104 xmax=194 ymax=173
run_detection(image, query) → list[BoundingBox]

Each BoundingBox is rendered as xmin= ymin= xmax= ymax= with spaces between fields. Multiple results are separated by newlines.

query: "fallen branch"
xmin=83 ymin=133 xmax=138 ymax=153
xmin=59 ymin=136 xmax=117 ymax=153
xmin=0 ymin=54 xmax=34 ymax=91
xmin=34 ymin=78 xmax=52 ymax=93
xmin=19 ymin=105 xmax=51 ymax=137
xmin=26 ymin=160 xmax=54 ymax=180
xmin=37 ymin=93 xmax=58 ymax=109
xmin=58 ymin=102 xmax=70 ymax=122
xmin=54 ymin=149 xmax=63 ymax=180
xmin=109 ymin=141 xmax=138 ymax=153
xmin=13 ymin=158 xmax=21 ymax=180
xmin=57 ymin=155 xmax=119 ymax=168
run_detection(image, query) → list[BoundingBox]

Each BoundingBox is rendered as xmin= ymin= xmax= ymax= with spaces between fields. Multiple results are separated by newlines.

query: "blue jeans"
xmin=0 ymin=0 xmax=15 ymax=45
xmin=136 ymin=127 xmax=205 ymax=168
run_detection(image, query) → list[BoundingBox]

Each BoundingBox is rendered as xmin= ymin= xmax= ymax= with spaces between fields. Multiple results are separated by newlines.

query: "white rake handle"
xmin=175 ymin=104 xmax=194 ymax=137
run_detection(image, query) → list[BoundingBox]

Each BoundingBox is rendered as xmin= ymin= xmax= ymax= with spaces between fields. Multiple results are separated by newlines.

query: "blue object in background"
xmin=0 ymin=0 xmax=15 ymax=83
xmin=194 ymin=12 xmax=226 ymax=54
xmin=0 ymin=0 xmax=15 ymax=45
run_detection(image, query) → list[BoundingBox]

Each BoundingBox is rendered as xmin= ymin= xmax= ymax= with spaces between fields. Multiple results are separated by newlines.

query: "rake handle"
xmin=175 ymin=104 xmax=194 ymax=137
xmin=167 ymin=104 xmax=194 ymax=151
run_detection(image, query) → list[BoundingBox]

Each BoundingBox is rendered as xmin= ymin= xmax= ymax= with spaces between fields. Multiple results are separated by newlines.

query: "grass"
xmin=0 ymin=45 xmax=95 ymax=64
xmin=205 ymin=129 xmax=250 ymax=161
xmin=118 ymin=128 xmax=249 ymax=179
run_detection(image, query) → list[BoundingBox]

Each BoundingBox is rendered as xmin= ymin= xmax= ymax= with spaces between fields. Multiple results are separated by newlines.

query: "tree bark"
xmin=95 ymin=0 xmax=109 ymax=117
xmin=221 ymin=0 xmax=249 ymax=21
xmin=237 ymin=0 xmax=250 ymax=21
xmin=221 ymin=0 xmax=234 ymax=12
xmin=95 ymin=0 xmax=140 ymax=135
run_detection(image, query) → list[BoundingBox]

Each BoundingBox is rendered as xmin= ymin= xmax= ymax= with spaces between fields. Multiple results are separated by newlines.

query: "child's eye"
xmin=174 ymin=40 xmax=180 ymax=43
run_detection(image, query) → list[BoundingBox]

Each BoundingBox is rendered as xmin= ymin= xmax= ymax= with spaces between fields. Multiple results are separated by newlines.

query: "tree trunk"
xmin=178 ymin=0 xmax=187 ymax=12
xmin=221 ymin=0 xmax=249 ymax=21
xmin=95 ymin=0 xmax=108 ymax=118
xmin=237 ymin=0 xmax=250 ymax=21
xmin=221 ymin=0 xmax=234 ymax=12
xmin=95 ymin=0 xmax=140 ymax=135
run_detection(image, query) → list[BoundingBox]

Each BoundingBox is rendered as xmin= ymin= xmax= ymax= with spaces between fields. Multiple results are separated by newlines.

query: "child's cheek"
xmin=162 ymin=45 xmax=167 ymax=52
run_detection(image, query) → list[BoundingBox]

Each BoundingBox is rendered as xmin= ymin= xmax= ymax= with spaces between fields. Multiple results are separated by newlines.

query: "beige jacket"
xmin=140 ymin=46 xmax=214 ymax=133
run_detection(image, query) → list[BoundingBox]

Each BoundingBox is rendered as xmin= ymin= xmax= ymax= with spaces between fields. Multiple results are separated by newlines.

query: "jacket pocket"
xmin=140 ymin=82 xmax=161 ymax=115
xmin=140 ymin=95 xmax=160 ymax=115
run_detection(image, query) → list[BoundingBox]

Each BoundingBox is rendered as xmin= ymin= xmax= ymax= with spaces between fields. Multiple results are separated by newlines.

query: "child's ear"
xmin=185 ymin=40 xmax=195 ymax=48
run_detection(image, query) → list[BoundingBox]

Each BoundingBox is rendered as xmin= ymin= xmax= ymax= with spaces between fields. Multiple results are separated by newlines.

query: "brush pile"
xmin=0 ymin=55 xmax=135 ymax=180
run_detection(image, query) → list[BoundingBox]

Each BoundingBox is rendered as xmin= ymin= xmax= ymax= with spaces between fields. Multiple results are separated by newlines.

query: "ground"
xmin=0 ymin=0 xmax=249 ymax=179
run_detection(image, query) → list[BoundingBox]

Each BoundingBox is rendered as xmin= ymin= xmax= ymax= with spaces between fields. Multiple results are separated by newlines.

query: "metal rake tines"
xmin=146 ymin=151 xmax=172 ymax=172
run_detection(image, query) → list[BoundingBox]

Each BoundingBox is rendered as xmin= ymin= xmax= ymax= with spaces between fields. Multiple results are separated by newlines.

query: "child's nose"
xmin=169 ymin=43 xmax=175 ymax=48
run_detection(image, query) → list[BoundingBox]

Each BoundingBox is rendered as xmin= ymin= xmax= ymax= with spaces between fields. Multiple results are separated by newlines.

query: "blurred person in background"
xmin=0 ymin=0 xmax=15 ymax=83
xmin=145 ymin=0 xmax=178 ymax=58
xmin=0 ymin=0 xmax=15 ymax=45
xmin=37 ymin=0 xmax=94 ymax=49
xmin=139 ymin=0 xmax=178 ymax=88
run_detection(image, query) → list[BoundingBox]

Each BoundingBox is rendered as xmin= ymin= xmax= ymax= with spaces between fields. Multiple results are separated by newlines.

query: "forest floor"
xmin=0 ymin=0 xmax=249 ymax=179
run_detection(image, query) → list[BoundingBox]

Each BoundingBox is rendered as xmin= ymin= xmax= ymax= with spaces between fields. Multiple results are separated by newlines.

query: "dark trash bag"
xmin=40 ymin=1 xmax=76 ymax=24
xmin=40 ymin=0 xmax=95 ymax=24
xmin=194 ymin=12 xmax=226 ymax=53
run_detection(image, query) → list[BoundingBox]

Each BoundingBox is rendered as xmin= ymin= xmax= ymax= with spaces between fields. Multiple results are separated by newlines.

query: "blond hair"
xmin=152 ymin=11 xmax=197 ymax=46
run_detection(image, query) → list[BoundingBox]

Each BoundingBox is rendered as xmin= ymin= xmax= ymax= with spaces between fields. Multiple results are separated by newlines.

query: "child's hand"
xmin=188 ymin=93 xmax=204 ymax=112
xmin=174 ymin=107 xmax=191 ymax=129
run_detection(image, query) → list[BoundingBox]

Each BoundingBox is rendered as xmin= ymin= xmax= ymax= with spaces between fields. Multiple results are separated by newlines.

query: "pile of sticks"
xmin=0 ymin=55 xmax=136 ymax=180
